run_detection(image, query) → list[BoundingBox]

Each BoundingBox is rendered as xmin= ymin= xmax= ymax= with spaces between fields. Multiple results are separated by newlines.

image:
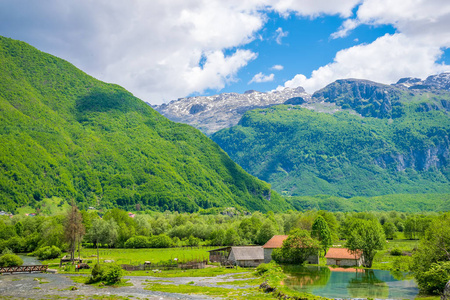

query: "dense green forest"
xmin=289 ymin=193 xmax=450 ymax=212
xmin=0 ymin=207 xmax=440 ymax=251
xmin=0 ymin=36 xmax=290 ymax=213
xmin=212 ymin=102 xmax=450 ymax=197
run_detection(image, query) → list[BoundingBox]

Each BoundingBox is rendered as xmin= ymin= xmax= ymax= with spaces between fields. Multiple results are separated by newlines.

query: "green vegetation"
xmin=0 ymin=36 xmax=289 ymax=214
xmin=345 ymin=219 xmax=386 ymax=268
xmin=272 ymin=229 xmax=320 ymax=264
xmin=32 ymin=245 xmax=62 ymax=260
xmin=288 ymin=193 xmax=450 ymax=213
xmin=413 ymin=213 xmax=450 ymax=295
xmin=312 ymin=216 xmax=332 ymax=255
xmin=88 ymin=263 xmax=124 ymax=284
xmin=212 ymin=102 xmax=450 ymax=199
xmin=0 ymin=253 xmax=23 ymax=266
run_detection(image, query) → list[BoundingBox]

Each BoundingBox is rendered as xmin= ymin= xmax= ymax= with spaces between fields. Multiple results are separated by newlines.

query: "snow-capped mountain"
xmin=153 ymin=87 xmax=309 ymax=135
xmin=394 ymin=72 xmax=450 ymax=91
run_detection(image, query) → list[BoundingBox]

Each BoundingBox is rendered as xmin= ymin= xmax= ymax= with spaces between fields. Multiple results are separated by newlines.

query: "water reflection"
xmin=283 ymin=265 xmax=331 ymax=288
xmin=347 ymin=269 xmax=388 ymax=299
xmin=283 ymin=266 xmax=418 ymax=300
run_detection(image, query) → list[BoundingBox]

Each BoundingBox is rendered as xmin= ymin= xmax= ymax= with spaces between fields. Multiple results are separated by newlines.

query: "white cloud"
xmin=1 ymin=0 xmax=449 ymax=103
xmin=269 ymin=0 xmax=362 ymax=18
xmin=271 ymin=65 xmax=284 ymax=71
xmin=282 ymin=33 xmax=450 ymax=93
xmin=331 ymin=19 xmax=360 ymax=39
xmin=0 ymin=0 xmax=370 ymax=104
xmin=249 ymin=72 xmax=275 ymax=83
xmin=275 ymin=27 xmax=288 ymax=44
xmin=282 ymin=0 xmax=450 ymax=93
xmin=0 ymin=0 xmax=267 ymax=104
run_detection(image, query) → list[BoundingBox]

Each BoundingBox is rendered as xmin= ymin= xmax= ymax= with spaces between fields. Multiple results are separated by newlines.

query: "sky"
xmin=1 ymin=0 xmax=450 ymax=105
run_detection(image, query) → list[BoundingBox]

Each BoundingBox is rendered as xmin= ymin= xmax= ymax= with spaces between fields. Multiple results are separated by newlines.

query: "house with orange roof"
xmin=262 ymin=235 xmax=319 ymax=264
xmin=262 ymin=235 xmax=288 ymax=263
xmin=325 ymin=248 xmax=362 ymax=267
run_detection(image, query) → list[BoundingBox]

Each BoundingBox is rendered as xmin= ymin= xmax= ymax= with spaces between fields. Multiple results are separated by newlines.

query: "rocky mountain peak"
xmin=153 ymin=87 xmax=309 ymax=135
xmin=312 ymin=79 xmax=403 ymax=118
xmin=394 ymin=72 xmax=450 ymax=91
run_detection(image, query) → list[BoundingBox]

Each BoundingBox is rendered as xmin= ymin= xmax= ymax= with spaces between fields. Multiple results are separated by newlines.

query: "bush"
xmin=255 ymin=263 xmax=270 ymax=276
xmin=0 ymin=254 xmax=23 ymax=267
xmin=148 ymin=234 xmax=173 ymax=248
xmin=390 ymin=248 xmax=403 ymax=256
xmin=88 ymin=263 xmax=124 ymax=284
xmin=272 ymin=229 xmax=320 ymax=264
xmin=124 ymin=236 xmax=149 ymax=248
xmin=32 ymin=246 xmax=62 ymax=260
xmin=415 ymin=261 xmax=450 ymax=295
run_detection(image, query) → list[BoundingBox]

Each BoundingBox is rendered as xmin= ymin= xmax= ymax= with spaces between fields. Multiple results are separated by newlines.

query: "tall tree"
xmin=86 ymin=218 xmax=119 ymax=264
xmin=273 ymin=229 xmax=320 ymax=264
xmin=312 ymin=216 xmax=332 ymax=255
xmin=64 ymin=202 xmax=85 ymax=264
xmin=413 ymin=213 xmax=450 ymax=294
xmin=345 ymin=219 xmax=385 ymax=268
xmin=256 ymin=220 xmax=277 ymax=245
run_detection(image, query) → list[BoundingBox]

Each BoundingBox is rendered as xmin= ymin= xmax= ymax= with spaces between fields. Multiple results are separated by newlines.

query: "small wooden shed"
xmin=207 ymin=246 xmax=232 ymax=264
xmin=325 ymin=248 xmax=362 ymax=267
xmin=228 ymin=246 xmax=264 ymax=267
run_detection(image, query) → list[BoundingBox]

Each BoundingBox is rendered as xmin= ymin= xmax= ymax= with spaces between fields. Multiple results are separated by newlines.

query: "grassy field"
xmin=372 ymin=238 xmax=419 ymax=272
xmin=44 ymin=246 xmax=213 ymax=266
xmin=43 ymin=246 xmax=253 ymax=278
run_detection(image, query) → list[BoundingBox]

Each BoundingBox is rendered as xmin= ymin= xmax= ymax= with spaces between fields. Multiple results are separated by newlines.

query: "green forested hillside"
xmin=0 ymin=36 xmax=290 ymax=213
xmin=289 ymin=193 xmax=450 ymax=212
xmin=212 ymin=103 xmax=450 ymax=198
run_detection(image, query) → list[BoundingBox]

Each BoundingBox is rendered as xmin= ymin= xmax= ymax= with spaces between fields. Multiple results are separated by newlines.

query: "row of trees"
xmin=0 ymin=208 xmax=441 ymax=254
xmin=0 ymin=207 xmax=441 ymax=260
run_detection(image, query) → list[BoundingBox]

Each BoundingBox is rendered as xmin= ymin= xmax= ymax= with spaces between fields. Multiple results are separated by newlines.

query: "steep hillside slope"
xmin=0 ymin=36 xmax=290 ymax=213
xmin=212 ymin=79 xmax=450 ymax=197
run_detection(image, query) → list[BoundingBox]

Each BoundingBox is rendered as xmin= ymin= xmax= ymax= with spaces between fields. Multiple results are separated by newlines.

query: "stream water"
xmin=283 ymin=266 xmax=419 ymax=299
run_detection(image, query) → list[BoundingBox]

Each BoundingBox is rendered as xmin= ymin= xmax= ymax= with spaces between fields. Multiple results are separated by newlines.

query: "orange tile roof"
xmin=263 ymin=235 xmax=288 ymax=249
xmin=325 ymin=248 xmax=362 ymax=259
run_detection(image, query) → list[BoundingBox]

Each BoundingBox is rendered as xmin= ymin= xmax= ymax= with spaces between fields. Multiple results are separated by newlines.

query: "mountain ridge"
xmin=153 ymin=87 xmax=308 ymax=135
xmin=211 ymin=78 xmax=450 ymax=198
xmin=0 ymin=36 xmax=290 ymax=213
xmin=155 ymin=73 xmax=450 ymax=135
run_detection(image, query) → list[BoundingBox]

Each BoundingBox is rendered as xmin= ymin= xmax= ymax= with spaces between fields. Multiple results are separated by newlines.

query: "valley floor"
xmin=0 ymin=271 xmax=271 ymax=300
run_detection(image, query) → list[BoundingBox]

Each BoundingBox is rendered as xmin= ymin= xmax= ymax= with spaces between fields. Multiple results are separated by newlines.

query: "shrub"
xmin=88 ymin=263 xmax=124 ymax=284
xmin=0 ymin=254 xmax=23 ymax=267
xmin=255 ymin=263 xmax=270 ymax=276
xmin=124 ymin=236 xmax=149 ymax=248
xmin=415 ymin=261 xmax=450 ymax=294
xmin=272 ymin=229 xmax=320 ymax=264
xmin=148 ymin=234 xmax=172 ymax=248
xmin=390 ymin=248 xmax=403 ymax=256
xmin=32 ymin=246 xmax=62 ymax=260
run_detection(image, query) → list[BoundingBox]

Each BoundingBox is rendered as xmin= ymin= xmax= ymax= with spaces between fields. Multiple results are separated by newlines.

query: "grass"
xmin=69 ymin=275 xmax=132 ymax=288
xmin=144 ymin=282 xmax=274 ymax=299
xmin=43 ymin=247 xmax=213 ymax=267
xmin=372 ymin=238 xmax=418 ymax=271
xmin=43 ymin=246 xmax=253 ymax=278
xmin=128 ymin=266 xmax=249 ymax=277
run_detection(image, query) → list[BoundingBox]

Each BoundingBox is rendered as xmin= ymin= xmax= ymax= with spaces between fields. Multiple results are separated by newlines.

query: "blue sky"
xmin=0 ymin=1 xmax=449 ymax=104
xmin=216 ymin=13 xmax=398 ymax=96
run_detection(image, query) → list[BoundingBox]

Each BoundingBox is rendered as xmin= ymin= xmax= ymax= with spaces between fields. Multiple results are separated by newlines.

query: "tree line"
xmin=0 ymin=206 xmax=448 ymax=294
